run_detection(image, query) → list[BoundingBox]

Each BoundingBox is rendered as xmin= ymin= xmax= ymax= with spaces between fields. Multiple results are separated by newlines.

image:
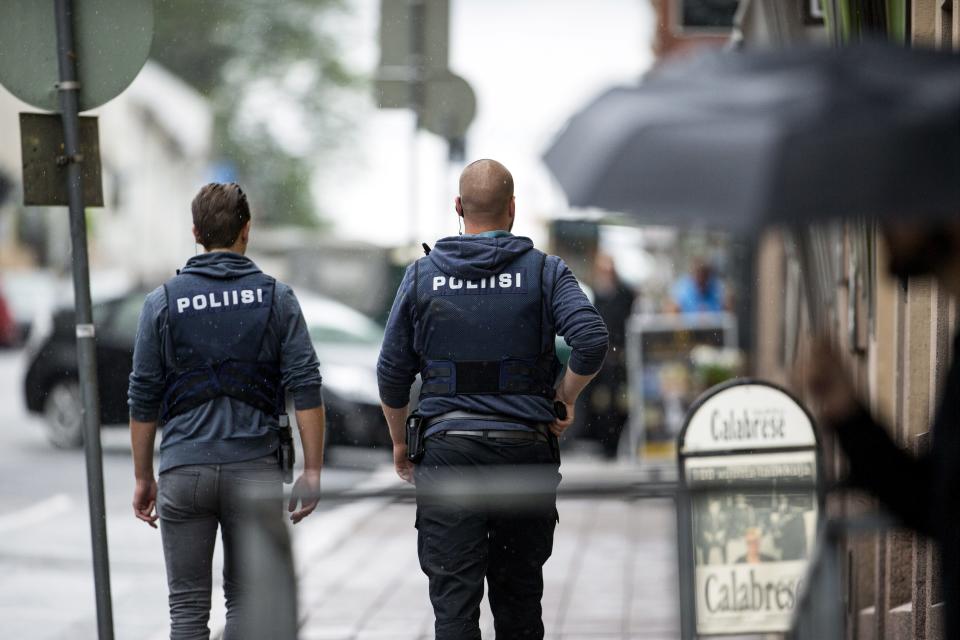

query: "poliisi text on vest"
xmin=432 ymin=273 xmax=523 ymax=291
xmin=175 ymin=288 xmax=265 ymax=313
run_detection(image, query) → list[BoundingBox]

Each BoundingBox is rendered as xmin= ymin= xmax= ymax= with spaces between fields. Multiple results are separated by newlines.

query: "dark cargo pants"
xmin=157 ymin=454 xmax=281 ymax=640
xmin=414 ymin=433 xmax=561 ymax=640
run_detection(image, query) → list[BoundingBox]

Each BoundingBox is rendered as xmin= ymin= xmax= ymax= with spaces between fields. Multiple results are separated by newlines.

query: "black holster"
xmin=277 ymin=414 xmax=295 ymax=484
xmin=406 ymin=412 xmax=426 ymax=463
xmin=548 ymin=400 xmax=566 ymax=463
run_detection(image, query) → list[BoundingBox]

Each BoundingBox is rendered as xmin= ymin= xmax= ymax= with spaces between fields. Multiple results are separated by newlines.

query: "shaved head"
xmin=458 ymin=159 xmax=514 ymax=221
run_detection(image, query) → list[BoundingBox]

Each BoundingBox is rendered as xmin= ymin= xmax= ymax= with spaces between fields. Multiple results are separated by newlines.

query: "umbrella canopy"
xmin=543 ymin=43 xmax=960 ymax=230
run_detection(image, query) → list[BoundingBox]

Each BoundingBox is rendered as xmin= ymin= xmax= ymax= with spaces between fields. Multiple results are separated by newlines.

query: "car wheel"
xmin=43 ymin=380 xmax=84 ymax=449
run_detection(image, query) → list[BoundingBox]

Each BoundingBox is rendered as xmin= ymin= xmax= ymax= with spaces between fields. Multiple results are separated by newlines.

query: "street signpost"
xmin=376 ymin=0 xmax=449 ymax=111
xmin=375 ymin=0 xmax=477 ymax=243
xmin=0 ymin=2 xmax=153 ymax=638
xmin=374 ymin=0 xmax=477 ymax=245
xmin=19 ymin=113 xmax=103 ymax=206
xmin=676 ymin=380 xmax=822 ymax=638
xmin=0 ymin=0 xmax=154 ymax=112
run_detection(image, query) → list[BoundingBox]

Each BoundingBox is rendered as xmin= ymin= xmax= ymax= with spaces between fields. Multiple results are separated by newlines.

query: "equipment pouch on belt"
xmin=406 ymin=412 xmax=426 ymax=463
xmin=277 ymin=414 xmax=295 ymax=484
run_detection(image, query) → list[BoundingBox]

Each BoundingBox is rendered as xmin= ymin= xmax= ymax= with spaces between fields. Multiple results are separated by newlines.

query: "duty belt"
xmin=425 ymin=411 xmax=550 ymax=442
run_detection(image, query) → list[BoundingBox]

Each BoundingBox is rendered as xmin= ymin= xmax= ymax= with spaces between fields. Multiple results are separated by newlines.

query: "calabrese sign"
xmin=678 ymin=380 xmax=821 ymax=635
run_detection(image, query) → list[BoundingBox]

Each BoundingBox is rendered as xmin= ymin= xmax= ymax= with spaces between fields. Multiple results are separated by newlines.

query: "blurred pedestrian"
xmin=770 ymin=495 xmax=807 ymax=561
xmin=585 ymin=252 xmax=634 ymax=458
xmin=127 ymin=183 xmax=326 ymax=639
xmin=377 ymin=159 xmax=608 ymax=640
xmin=803 ymin=220 xmax=960 ymax=639
xmin=668 ymin=257 xmax=729 ymax=314
xmin=697 ymin=498 xmax=728 ymax=564
xmin=727 ymin=493 xmax=755 ymax=538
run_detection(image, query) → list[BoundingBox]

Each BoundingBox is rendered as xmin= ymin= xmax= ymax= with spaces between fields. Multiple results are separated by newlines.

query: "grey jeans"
xmin=157 ymin=454 xmax=281 ymax=640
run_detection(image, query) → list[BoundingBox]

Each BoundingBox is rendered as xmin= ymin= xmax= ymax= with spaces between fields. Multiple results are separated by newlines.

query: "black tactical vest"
xmin=159 ymin=270 xmax=282 ymax=423
xmin=414 ymin=248 xmax=556 ymax=401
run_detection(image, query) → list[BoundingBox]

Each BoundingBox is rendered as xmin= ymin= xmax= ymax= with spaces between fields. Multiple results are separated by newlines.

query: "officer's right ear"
xmin=454 ymin=196 xmax=464 ymax=217
xmin=192 ymin=225 xmax=203 ymax=246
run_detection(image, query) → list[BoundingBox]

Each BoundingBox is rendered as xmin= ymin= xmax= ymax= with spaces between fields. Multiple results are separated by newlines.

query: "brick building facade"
xmin=742 ymin=2 xmax=959 ymax=638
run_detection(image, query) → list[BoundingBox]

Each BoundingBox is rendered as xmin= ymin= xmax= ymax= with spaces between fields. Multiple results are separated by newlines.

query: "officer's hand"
xmin=550 ymin=399 xmax=575 ymax=436
xmin=288 ymin=469 xmax=321 ymax=524
xmin=394 ymin=444 xmax=415 ymax=485
xmin=133 ymin=477 xmax=158 ymax=529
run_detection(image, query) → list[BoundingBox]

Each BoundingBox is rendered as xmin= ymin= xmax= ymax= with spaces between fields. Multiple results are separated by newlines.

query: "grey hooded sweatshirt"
xmin=377 ymin=233 xmax=608 ymax=432
xmin=128 ymin=252 xmax=322 ymax=473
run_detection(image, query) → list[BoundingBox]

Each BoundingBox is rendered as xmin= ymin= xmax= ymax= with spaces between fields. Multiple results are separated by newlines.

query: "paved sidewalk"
xmin=293 ymin=462 xmax=681 ymax=640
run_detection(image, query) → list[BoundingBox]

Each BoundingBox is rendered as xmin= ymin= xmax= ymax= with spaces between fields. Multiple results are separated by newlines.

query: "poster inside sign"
xmin=687 ymin=452 xmax=818 ymax=634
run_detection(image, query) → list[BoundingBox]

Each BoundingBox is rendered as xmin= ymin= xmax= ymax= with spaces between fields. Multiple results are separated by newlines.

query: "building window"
xmin=804 ymin=0 xmax=826 ymax=24
xmin=677 ymin=0 xmax=739 ymax=32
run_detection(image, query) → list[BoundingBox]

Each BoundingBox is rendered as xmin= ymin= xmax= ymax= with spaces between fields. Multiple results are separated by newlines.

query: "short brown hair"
xmin=191 ymin=183 xmax=250 ymax=250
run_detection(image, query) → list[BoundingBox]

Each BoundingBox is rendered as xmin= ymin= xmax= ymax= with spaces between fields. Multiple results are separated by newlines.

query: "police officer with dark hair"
xmin=128 ymin=183 xmax=325 ymax=639
xmin=378 ymin=159 xmax=609 ymax=640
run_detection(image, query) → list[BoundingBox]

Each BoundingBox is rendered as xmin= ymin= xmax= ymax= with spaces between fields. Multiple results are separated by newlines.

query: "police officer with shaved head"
xmin=128 ymin=183 xmax=325 ymax=639
xmin=378 ymin=159 xmax=609 ymax=639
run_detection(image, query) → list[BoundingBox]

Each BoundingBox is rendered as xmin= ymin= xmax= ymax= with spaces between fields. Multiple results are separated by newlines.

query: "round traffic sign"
xmin=422 ymin=72 xmax=477 ymax=140
xmin=0 ymin=0 xmax=154 ymax=112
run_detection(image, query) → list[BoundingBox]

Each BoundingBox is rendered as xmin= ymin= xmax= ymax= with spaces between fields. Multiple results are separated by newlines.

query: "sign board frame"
xmin=626 ymin=312 xmax=738 ymax=461
xmin=376 ymin=0 xmax=449 ymax=109
xmin=676 ymin=378 xmax=824 ymax=637
xmin=20 ymin=112 xmax=103 ymax=206
xmin=378 ymin=0 xmax=449 ymax=72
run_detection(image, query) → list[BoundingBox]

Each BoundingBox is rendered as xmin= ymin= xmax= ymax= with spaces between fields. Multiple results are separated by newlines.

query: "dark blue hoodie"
xmin=128 ymin=252 xmax=322 ymax=473
xmin=377 ymin=233 xmax=608 ymax=431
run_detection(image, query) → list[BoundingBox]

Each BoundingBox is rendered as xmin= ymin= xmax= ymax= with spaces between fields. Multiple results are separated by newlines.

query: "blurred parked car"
xmin=23 ymin=292 xmax=140 ymax=447
xmin=295 ymin=292 xmax=391 ymax=449
xmin=0 ymin=269 xmax=59 ymax=344
xmin=0 ymin=284 xmax=19 ymax=347
xmin=23 ymin=288 xmax=391 ymax=449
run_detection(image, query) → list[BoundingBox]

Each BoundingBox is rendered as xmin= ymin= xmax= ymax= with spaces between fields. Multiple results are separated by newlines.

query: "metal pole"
xmin=238 ymin=492 xmax=298 ymax=639
xmin=675 ymin=490 xmax=697 ymax=640
xmin=53 ymin=1 xmax=115 ymax=638
xmin=626 ymin=317 xmax=644 ymax=464
xmin=408 ymin=0 xmax=425 ymax=246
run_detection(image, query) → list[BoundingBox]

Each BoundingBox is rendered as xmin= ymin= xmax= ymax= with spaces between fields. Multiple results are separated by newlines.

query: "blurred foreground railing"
xmin=234 ymin=468 xmax=832 ymax=640
xmin=235 ymin=467 xmax=688 ymax=639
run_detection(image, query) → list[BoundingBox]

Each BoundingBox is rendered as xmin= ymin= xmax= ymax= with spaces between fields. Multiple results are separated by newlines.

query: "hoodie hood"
xmin=428 ymin=235 xmax=535 ymax=280
xmin=179 ymin=252 xmax=262 ymax=280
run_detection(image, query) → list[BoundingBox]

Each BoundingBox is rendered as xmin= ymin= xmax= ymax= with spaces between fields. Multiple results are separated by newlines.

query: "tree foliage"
xmin=151 ymin=0 xmax=358 ymax=227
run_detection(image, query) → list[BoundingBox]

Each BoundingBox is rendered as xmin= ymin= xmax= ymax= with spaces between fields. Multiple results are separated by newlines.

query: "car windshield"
xmin=310 ymin=319 xmax=383 ymax=345
xmin=299 ymin=295 xmax=384 ymax=346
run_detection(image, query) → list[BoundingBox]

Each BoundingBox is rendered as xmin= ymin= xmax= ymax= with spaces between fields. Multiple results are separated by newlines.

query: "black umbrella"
xmin=543 ymin=43 xmax=960 ymax=230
